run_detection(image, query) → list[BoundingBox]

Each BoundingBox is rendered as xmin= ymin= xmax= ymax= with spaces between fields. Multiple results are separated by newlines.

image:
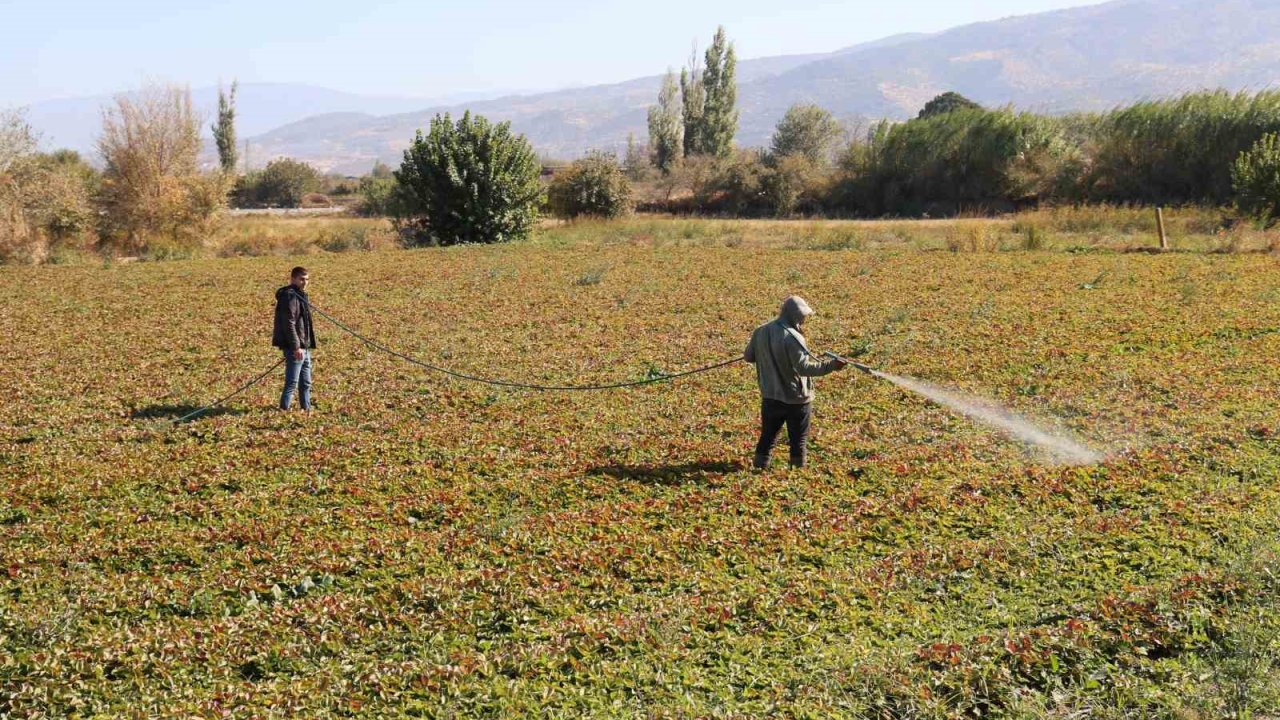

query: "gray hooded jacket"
xmin=744 ymin=296 xmax=839 ymax=405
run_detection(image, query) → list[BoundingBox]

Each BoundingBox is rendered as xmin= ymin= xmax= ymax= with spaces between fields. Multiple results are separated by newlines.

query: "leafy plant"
xmin=394 ymin=111 xmax=542 ymax=246
xmin=4 ymin=218 xmax=1280 ymax=716
xmin=237 ymin=158 xmax=323 ymax=209
xmin=1232 ymin=131 xmax=1280 ymax=227
xmin=547 ymin=151 xmax=632 ymax=220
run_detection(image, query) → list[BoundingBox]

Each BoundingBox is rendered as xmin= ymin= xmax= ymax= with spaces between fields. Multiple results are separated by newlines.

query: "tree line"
xmin=5 ymin=25 xmax=1280 ymax=262
xmin=637 ymin=31 xmax=1280 ymax=222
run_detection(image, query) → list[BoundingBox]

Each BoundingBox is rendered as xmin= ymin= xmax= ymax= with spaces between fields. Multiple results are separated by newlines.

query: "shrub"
xmin=243 ymin=158 xmax=323 ymax=208
xmin=836 ymin=110 xmax=1072 ymax=216
xmin=770 ymin=103 xmax=842 ymax=166
xmin=1085 ymin=90 xmax=1280 ymax=205
xmin=394 ymin=111 xmax=542 ymax=246
xmin=97 ymin=84 xmax=228 ymax=254
xmin=300 ymin=193 xmax=331 ymax=208
xmin=230 ymin=173 xmax=257 ymax=208
xmin=1 ymin=145 xmax=98 ymax=263
xmin=1232 ymin=132 xmax=1280 ymax=227
xmin=709 ymin=150 xmax=768 ymax=216
xmin=355 ymin=175 xmax=403 ymax=217
xmin=762 ymin=154 xmax=826 ymax=217
xmin=547 ymin=151 xmax=632 ymax=220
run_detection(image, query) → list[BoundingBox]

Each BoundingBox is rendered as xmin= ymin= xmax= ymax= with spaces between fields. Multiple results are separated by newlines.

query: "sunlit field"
xmin=4 ymin=217 xmax=1280 ymax=717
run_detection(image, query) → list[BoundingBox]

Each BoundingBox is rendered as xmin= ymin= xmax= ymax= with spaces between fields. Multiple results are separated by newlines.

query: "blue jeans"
xmin=280 ymin=349 xmax=312 ymax=410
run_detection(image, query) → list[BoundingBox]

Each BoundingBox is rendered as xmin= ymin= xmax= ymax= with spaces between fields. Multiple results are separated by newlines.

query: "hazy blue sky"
xmin=2 ymin=0 xmax=1103 ymax=106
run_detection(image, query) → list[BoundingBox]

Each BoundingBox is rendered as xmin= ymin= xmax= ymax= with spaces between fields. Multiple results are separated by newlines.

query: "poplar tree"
xmin=647 ymin=70 xmax=683 ymax=174
xmin=622 ymin=133 xmax=648 ymax=180
xmin=212 ymin=81 xmax=238 ymax=173
xmin=701 ymin=27 xmax=738 ymax=158
xmin=680 ymin=45 xmax=705 ymax=157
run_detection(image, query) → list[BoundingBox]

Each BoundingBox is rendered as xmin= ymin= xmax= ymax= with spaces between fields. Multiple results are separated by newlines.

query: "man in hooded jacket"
xmin=273 ymin=266 xmax=317 ymax=411
xmin=744 ymin=296 xmax=846 ymax=469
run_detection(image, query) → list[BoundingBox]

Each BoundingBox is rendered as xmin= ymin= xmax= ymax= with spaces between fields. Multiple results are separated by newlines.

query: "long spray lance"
xmin=823 ymin=351 xmax=876 ymax=375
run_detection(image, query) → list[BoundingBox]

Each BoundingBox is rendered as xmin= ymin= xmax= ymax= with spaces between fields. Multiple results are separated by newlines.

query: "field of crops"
xmin=4 ymin=219 xmax=1280 ymax=717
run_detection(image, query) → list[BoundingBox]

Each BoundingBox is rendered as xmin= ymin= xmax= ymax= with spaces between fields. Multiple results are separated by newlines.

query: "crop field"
xmin=4 ymin=218 xmax=1280 ymax=717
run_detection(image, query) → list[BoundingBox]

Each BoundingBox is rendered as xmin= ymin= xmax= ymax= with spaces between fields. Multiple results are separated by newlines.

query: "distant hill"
xmin=23 ymin=0 xmax=1280 ymax=174
xmin=247 ymin=0 xmax=1280 ymax=174
xmin=21 ymin=84 xmax=513 ymax=163
xmin=248 ymin=34 xmax=929 ymax=174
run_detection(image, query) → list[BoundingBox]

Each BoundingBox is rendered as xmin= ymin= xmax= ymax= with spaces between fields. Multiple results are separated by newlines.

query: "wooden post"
xmin=1156 ymin=206 xmax=1168 ymax=250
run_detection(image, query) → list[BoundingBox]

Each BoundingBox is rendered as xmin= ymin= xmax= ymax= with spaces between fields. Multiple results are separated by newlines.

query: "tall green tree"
xmin=212 ymin=81 xmax=238 ymax=173
xmin=680 ymin=46 xmax=705 ymax=157
xmin=394 ymin=111 xmax=542 ymax=246
xmin=700 ymin=26 xmax=738 ymax=158
xmin=647 ymin=70 xmax=683 ymax=174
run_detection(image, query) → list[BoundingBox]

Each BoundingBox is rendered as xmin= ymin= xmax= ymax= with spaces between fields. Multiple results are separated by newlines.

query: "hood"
xmin=277 ymin=285 xmax=306 ymax=301
xmin=778 ymin=296 xmax=814 ymax=328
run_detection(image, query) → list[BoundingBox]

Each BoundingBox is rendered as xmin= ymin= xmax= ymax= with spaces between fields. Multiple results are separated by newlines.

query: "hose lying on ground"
xmin=173 ymin=299 xmax=743 ymax=423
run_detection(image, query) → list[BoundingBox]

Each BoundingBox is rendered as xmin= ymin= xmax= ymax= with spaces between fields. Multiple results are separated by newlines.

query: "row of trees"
xmin=635 ymin=27 xmax=1280 ymax=221
xmin=637 ymin=85 xmax=1280 ymax=222
xmin=7 ymin=35 xmax=1280 ymax=262
xmin=648 ymin=27 xmax=739 ymax=172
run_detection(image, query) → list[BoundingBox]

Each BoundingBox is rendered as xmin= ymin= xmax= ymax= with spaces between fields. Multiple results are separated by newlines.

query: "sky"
xmin=2 ymin=0 xmax=1105 ymax=107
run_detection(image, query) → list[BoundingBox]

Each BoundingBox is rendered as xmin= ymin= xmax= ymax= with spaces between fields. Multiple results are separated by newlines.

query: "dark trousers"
xmin=754 ymin=400 xmax=812 ymax=469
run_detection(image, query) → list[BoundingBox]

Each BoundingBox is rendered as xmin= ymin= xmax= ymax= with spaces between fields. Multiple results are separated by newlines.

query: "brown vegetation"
xmin=96 ymin=83 xmax=229 ymax=255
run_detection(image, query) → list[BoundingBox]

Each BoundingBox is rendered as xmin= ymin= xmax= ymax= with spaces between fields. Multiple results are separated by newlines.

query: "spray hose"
xmin=302 ymin=299 xmax=743 ymax=391
xmin=172 ymin=297 xmax=745 ymax=423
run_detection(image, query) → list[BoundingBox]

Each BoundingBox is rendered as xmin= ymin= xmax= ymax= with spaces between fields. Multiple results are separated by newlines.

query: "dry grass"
xmin=543 ymin=206 xmax=1279 ymax=254
xmin=209 ymin=215 xmax=399 ymax=257
xmin=12 ymin=205 xmax=1280 ymax=266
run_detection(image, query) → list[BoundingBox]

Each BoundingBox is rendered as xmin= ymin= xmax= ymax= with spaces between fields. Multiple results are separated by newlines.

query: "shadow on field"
xmin=129 ymin=404 xmax=246 ymax=422
xmin=587 ymin=460 xmax=744 ymax=485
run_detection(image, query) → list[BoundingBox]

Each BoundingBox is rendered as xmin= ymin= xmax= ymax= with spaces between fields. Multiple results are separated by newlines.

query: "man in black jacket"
xmin=273 ymin=266 xmax=317 ymax=411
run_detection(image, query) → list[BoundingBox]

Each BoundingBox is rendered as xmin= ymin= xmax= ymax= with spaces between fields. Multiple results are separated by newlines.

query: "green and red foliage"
xmin=2 ymin=221 xmax=1280 ymax=716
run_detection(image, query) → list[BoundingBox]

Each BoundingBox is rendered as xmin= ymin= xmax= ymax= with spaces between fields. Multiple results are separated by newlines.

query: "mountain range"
xmin=22 ymin=0 xmax=1280 ymax=175
xmin=22 ymin=84 xmax=516 ymax=163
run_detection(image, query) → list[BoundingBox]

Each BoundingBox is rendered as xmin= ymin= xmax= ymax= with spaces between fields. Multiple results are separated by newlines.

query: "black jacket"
xmin=273 ymin=286 xmax=316 ymax=351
